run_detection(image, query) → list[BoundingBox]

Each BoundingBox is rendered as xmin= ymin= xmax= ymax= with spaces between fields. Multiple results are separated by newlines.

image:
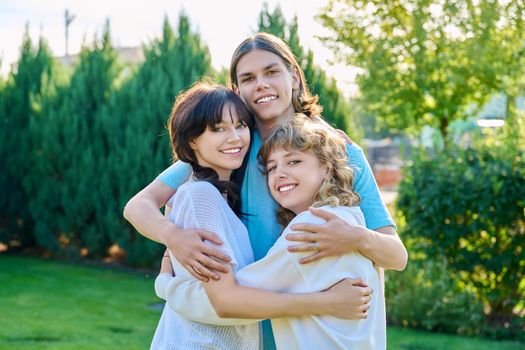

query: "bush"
xmin=396 ymin=126 xmax=525 ymax=333
xmin=386 ymin=252 xmax=485 ymax=335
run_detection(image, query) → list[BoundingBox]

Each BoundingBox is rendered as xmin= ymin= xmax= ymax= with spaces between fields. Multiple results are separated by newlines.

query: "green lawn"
xmin=0 ymin=255 xmax=523 ymax=350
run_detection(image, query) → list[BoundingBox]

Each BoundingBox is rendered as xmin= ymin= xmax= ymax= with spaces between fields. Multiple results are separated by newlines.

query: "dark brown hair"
xmin=229 ymin=32 xmax=323 ymax=118
xmin=168 ymin=80 xmax=254 ymax=213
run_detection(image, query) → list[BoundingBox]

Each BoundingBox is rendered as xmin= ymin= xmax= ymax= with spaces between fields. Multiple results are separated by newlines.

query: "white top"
xmin=156 ymin=205 xmax=386 ymax=350
xmin=151 ymin=180 xmax=260 ymax=350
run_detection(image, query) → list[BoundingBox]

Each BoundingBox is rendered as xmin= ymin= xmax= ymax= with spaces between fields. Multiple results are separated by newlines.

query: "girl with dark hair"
xmin=125 ymin=33 xmax=407 ymax=350
xmin=150 ymin=82 xmax=368 ymax=350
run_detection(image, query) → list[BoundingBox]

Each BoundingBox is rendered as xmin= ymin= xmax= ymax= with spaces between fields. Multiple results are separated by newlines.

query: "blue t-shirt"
xmin=157 ymin=130 xmax=395 ymax=349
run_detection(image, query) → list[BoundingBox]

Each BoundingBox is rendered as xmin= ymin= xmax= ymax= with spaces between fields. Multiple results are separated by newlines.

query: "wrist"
xmin=160 ymin=221 xmax=180 ymax=247
xmin=355 ymin=225 xmax=372 ymax=253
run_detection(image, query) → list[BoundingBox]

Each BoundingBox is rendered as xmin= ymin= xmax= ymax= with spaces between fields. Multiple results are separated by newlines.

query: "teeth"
xmin=278 ymin=184 xmax=296 ymax=192
xmin=221 ymin=148 xmax=241 ymax=154
xmin=256 ymin=95 xmax=277 ymax=104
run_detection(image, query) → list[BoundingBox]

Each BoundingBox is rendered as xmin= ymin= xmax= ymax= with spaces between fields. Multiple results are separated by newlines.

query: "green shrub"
xmin=386 ymin=252 xmax=485 ymax=335
xmin=396 ymin=129 xmax=525 ymax=333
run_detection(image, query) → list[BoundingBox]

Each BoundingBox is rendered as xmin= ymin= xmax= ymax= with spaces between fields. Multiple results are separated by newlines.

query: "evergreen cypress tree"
xmin=26 ymin=20 xmax=121 ymax=257
xmin=0 ymin=29 xmax=55 ymax=250
xmin=100 ymin=13 xmax=213 ymax=265
xmin=256 ymin=4 xmax=358 ymax=137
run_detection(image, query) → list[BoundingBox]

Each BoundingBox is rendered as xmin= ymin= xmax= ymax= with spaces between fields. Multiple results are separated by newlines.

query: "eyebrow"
xmin=237 ymin=63 xmax=281 ymax=78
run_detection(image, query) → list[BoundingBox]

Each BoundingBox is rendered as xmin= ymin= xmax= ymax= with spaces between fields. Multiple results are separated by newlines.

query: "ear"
xmin=291 ymin=66 xmax=301 ymax=90
xmin=323 ymin=163 xmax=332 ymax=180
xmin=189 ymin=139 xmax=198 ymax=151
xmin=232 ymin=84 xmax=240 ymax=95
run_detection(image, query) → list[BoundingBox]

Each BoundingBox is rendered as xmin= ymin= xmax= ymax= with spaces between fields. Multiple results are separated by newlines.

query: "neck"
xmin=256 ymin=113 xmax=295 ymax=139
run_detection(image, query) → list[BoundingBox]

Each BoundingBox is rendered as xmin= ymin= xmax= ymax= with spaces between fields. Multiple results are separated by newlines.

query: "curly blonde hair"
xmin=258 ymin=115 xmax=360 ymax=227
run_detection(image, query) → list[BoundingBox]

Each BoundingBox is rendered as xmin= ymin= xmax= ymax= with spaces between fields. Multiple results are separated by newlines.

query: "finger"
xmin=285 ymin=233 xmax=318 ymax=242
xmin=192 ymin=260 xmax=221 ymax=281
xmin=289 ymin=223 xmax=323 ymax=233
xmin=308 ymin=207 xmax=338 ymax=221
xmin=199 ymin=254 xmax=229 ymax=274
xmin=299 ymin=252 xmax=325 ymax=264
xmin=201 ymin=244 xmax=232 ymax=263
xmin=287 ymin=243 xmax=318 ymax=253
xmin=199 ymin=230 xmax=224 ymax=245
xmin=349 ymin=278 xmax=367 ymax=287
xmin=187 ymin=262 xmax=210 ymax=282
xmin=363 ymin=287 xmax=373 ymax=296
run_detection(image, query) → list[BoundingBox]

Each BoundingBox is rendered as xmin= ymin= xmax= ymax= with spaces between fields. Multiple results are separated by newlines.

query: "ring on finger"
xmin=191 ymin=265 xmax=203 ymax=275
xmin=311 ymin=242 xmax=320 ymax=251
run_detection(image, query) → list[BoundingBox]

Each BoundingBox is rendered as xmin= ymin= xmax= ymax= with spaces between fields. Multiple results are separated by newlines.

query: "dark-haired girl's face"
xmin=235 ymin=49 xmax=299 ymax=127
xmin=190 ymin=104 xmax=250 ymax=181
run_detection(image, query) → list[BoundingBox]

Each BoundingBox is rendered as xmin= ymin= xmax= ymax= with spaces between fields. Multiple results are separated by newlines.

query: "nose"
xmin=255 ymin=76 xmax=269 ymax=90
xmin=227 ymin=128 xmax=241 ymax=143
xmin=275 ymin=167 xmax=288 ymax=178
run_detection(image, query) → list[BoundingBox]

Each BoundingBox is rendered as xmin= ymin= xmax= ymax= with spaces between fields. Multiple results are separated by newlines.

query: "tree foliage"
xmin=318 ymin=0 xmax=525 ymax=138
xmin=0 ymin=14 xmax=213 ymax=266
xmin=396 ymin=128 xmax=525 ymax=325
xmin=98 ymin=14 xmax=212 ymax=265
xmin=26 ymin=20 xmax=122 ymax=257
xmin=0 ymin=29 xmax=55 ymax=248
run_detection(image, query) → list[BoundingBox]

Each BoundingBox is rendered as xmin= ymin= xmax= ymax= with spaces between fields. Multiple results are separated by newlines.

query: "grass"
xmin=1 ymin=255 xmax=523 ymax=350
xmin=0 ymin=254 xmax=160 ymax=350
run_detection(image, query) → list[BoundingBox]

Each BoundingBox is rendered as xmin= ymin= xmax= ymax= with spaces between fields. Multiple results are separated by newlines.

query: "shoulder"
xmin=345 ymin=142 xmax=365 ymax=160
xmin=180 ymin=181 xmax=222 ymax=199
xmin=288 ymin=206 xmax=365 ymax=227
xmin=174 ymin=181 xmax=225 ymax=209
xmin=332 ymin=206 xmax=366 ymax=226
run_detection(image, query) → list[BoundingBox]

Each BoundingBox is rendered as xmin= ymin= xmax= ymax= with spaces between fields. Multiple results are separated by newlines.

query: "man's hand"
xmin=286 ymin=207 xmax=366 ymax=264
xmin=323 ymin=278 xmax=372 ymax=319
xmin=166 ymin=227 xmax=231 ymax=282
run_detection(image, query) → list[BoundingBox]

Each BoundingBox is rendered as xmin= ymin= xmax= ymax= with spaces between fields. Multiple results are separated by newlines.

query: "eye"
xmin=236 ymin=122 xmax=248 ymax=129
xmin=266 ymin=70 xmax=278 ymax=76
xmin=289 ymin=160 xmax=301 ymax=165
xmin=240 ymin=76 xmax=254 ymax=83
xmin=267 ymin=165 xmax=277 ymax=173
xmin=211 ymin=126 xmax=225 ymax=132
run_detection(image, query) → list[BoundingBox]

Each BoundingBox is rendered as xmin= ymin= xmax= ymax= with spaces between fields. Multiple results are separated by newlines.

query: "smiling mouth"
xmin=220 ymin=148 xmax=242 ymax=154
xmin=277 ymin=184 xmax=297 ymax=193
xmin=256 ymin=95 xmax=277 ymax=104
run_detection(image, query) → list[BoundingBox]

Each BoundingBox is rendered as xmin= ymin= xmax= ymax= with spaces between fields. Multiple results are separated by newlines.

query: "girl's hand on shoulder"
xmin=166 ymin=227 xmax=232 ymax=282
xmin=285 ymin=207 xmax=366 ymax=264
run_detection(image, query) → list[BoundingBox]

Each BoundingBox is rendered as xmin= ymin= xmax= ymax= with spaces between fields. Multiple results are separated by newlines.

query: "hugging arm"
xmin=123 ymin=162 xmax=231 ymax=280
xmin=156 ymin=259 xmax=371 ymax=324
xmin=155 ymin=185 xmax=372 ymax=325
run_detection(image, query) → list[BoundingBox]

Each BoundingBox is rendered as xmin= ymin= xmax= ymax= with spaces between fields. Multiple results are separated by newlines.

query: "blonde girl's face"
xmin=235 ymin=49 xmax=300 ymax=126
xmin=190 ymin=104 xmax=250 ymax=181
xmin=266 ymin=147 xmax=329 ymax=215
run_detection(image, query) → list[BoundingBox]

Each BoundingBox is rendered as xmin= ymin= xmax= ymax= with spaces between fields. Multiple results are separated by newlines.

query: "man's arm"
xmin=123 ymin=178 xmax=230 ymax=280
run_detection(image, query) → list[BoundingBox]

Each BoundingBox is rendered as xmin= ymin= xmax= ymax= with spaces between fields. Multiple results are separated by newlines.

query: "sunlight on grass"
xmin=1 ymin=255 xmax=523 ymax=350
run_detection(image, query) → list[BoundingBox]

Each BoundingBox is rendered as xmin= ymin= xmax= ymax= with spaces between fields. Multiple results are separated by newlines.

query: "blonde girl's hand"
xmin=160 ymin=249 xmax=174 ymax=276
xmin=324 ymin=278 xmax=372 ymax=319
xmin=285 ymin=207 xmax=367 ymax=264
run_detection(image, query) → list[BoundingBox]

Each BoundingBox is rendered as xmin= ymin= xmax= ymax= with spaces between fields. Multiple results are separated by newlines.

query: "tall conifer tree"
xmin=0 ymin=29 xmax=55 ymax=249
